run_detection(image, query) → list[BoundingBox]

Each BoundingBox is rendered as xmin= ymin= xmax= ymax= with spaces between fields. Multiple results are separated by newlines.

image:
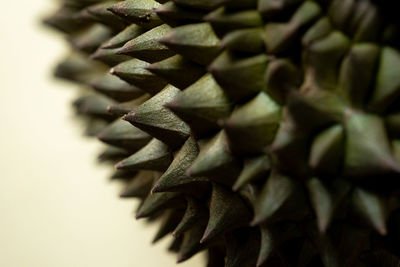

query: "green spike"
xmin=155 ymin=2 xmax=205 ymax=27
xmin=159 ymin=22 xmax=222 ymax=65
xmin=258 ymin=0 xmax=302 ymax=18
xmin=74 ymin=94 xmax=116 ymax=119
xmin=90 ymin=73 xmax=144 ymax=102
xmin=176 ymin=220 xmax=207 ymax=263
xmin=288 ymin=89 xmax=345 ymax=131
xmin=337 ymin=43 xmax=380 ymax=108
xmin=54 ymin=53 xmax=106 ymax=84
xmin=233 ymin=155 xmax=271 ymax=191
xmin=222 ymin=92 xmax=281 ymax=154
xmin=120 ymin=170 xmax=157 ymax=198
xmin=43 ymin=6 xmax=87 ymax=34
xmin=264 ymin=58 xmax=301 ymax=105
xmin=146 ymin=55 xmax=205 ymax=89
xmin=98 ymin=146 xmax=130 ymax=163
xmin=303 ymin=31 xmax=351 ymax=90
xmin=306 ymin=178 xmax=334 ymax=233
xmin=186 ymin=131 xmax=241 ymax=185
xmin=97 ymin=118 xmax=151 ymax=151
xmin=117 ymin=24 xmax=175 ymax=63
xmin=225 ymin=229 xmax=259 ymax=267
xmin=344 ymin=112 xmax=400 ymax=177
xmin=205 ymin=8 xmax=263 ymax=32
xmin=173 ymin=197 xmax=208 ymax=237
xmin=152 ymin=137 xmax=208 ymax=193
xmin=263 ymin=1 xmax=322 ymax=54
xmin=369 ymin=47 xmax=400 ymax=113
xmin=252 ymin=171 xmax=307 ymax=225
xmin=257 ymin=226 xmax=273 ymax=267
xmin=91 ymin=47 xmax=132 ymax=66
xmin=107 ymin=94 xmax=151 ymax=116
xmin=116 ymin=138 xmax=172 ymax=171
xmin=69 ymin=24 xmax=113 ymax=53
xmin=136 ymin=191 xmax=182 ymax=219
xmin=269 ymin=115 xmax=309 ymax=177
xmin=86 ymin=1 xmax=126 ymax=29
xmin=165 ymin=74 xmax=232 ymax=136
xmin=237 ymin=184 xmax=258 ymax=207
xmin=123 ymin=85 xmax=191 ymax=148
xmin=302 ymin=17 xmax=333 ymax=47
xmin=107 ymin=0 xmax=162 ymax=29
xmin=209 ymin=51 xmax=268 ymax=100
xmin=152 ymin=209 xmax=184 ymax=243
xmin=101 ymin=24 xmax=145 ymax=49
xmin=110 ymin=58 xmax=168 ymax=94
xmin=309 ymin=124 xmax=344 ymax=175
xmin=352 ymin=188 xmax=387 ymax=235
xmin=200 ymin=183 xmax=251 ymax=243
xmin=221 ymin=27 xmax=264 ymax=53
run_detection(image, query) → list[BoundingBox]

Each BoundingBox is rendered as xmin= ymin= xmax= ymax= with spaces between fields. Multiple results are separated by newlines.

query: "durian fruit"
xmin=45 ymin=0 xmax=400 ymax=266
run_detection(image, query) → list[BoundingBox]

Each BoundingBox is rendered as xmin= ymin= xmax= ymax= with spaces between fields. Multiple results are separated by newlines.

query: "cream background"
xmin=0 ymin=1 xmax=203 ymax=267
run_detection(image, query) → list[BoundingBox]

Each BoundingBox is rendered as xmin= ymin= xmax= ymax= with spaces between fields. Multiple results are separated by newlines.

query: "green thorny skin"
xmin=45 ymin=0 xmax=400 ymax=266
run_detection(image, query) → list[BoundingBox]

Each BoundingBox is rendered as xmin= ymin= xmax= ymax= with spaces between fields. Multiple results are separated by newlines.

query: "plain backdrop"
xmin=0 ymin=1 xmax=204 ymax=267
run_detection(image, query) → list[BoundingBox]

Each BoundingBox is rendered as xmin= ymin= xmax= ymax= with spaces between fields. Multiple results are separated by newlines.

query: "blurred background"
xmin=0 ymin=1 xmax=203 ymax=266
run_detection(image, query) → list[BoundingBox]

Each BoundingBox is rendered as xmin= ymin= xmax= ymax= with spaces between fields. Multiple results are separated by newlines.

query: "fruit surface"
xmin=45 ymin=0 xmax=400 ymax=266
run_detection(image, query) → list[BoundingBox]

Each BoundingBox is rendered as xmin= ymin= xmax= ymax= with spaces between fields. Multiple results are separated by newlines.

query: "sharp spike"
xmin=233 ymin=155 xmax=271 ymax=191
xmin=186 ymin=131 xmax=241 ymax=185
xmin=110 ymin=58 xmax=168 ymax=94
xmin=252 ymin=171 xmax=307 ymax=225
xmin=91 ymin=47 xmax=131 ymax=66
xmin=369 ymin=47 xmax=400 ymax=113
xmin=107 ymin=94 xmax=151 ymax=116
xmin=309 ymin=124 xmax=344 ymax=175
xmin=146 ymin=55 xmax=205 ymax=89
xmin=123 ymin=85 xmax=191 ymax=148
xmin=117 ymin=24 xmax=175 ymax=63
xmin=221 ymin=27 xmax=265 ymax=53
xmin=97 ymin=118 xmax=151 ymax=151
xmin=173 ymin=197 xmax=208 ymax=237
xmin=159 ymin=22 xmax=222 ymax=65
xmin=222 ymin=92 xmax=281 ymax=154
xmin=101 ymin=24 xmax=145 ymax=49
xmin=165 ymin=74 xmax=232 ymax=136
xmin=344 ymin=112 xmax=400 ymax=177
xmin=136 ymin=192 xmax=182 ymax=219
xmin=116 ymin=138 xmax=172 ymax=171
xmin=152 ymin=137 xmax=208 ymax=193
xmin=152 ymin=209 xmax=184 ymax=243
xmin=208 ymin=51 xmax=268 ymax=100
xmin=90 ymin=73 xmax=144 ymax=102
xmin=200 ymin=183 xmax=251 ymax=243
xmin=352 ymin=188 xmax=388 ymax=235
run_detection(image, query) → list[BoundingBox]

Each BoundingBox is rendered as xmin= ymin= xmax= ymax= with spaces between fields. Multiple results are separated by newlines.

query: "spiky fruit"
xmin=45 ymin=0 xmax=400 ymax=266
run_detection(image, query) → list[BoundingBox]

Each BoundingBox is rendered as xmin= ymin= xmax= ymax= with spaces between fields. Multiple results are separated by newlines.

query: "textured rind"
xmin=45 ymin=0 xmax=400 ymax=266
